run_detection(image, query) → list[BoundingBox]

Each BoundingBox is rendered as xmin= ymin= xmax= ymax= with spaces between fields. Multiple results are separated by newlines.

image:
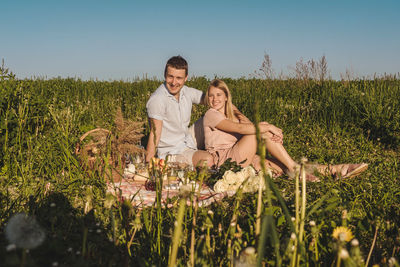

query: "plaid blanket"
xmin=107 ymin=178 xmax=235 ymax=208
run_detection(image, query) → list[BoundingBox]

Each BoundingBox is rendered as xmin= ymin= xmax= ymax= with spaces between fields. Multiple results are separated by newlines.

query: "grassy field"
xmin=1 ymin=73 xmax=400 ymax=266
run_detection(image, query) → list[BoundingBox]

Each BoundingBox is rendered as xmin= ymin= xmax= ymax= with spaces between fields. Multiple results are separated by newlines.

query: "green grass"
xmin=1 ymin=75 xmax=400 ymax=266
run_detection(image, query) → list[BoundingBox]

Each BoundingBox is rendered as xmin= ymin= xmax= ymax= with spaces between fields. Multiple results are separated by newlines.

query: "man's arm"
xmin=145 ymin=118 xmax=163 ymax=162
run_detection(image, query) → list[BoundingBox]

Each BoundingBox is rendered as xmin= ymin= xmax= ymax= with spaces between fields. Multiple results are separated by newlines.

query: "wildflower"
xmin=389 ymin=257 xmax=398 ymax=267
xmin=332 ymin=226 xmax=354 ymax=242
xmin=351 ymin=239 xmax=359 ymax=246
xmin=339 ymin=248 xmax=349 ymax=259
xmin=6 ymin=244 xmax=16 ymax=251
xmin=309 ymin=220 xmax=316 ymax=227
xmin=290 ymin=233 xmax=296 ymax=240
xmin=67 ymin=247 xmax=73 ymax=252
xmin=207 ymin=210 xmax=214 ymax=215
xmin=5 ymin=213 xmax=45 ymax=249
xmin=235 ymin=246 xmax=257 ymax=267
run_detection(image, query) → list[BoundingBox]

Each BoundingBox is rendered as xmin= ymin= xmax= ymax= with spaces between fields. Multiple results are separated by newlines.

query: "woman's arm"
xmin=215 ymin=119 xmax=271 ymax=135
xmin=232 ymin=105 xmax=252 ymax=123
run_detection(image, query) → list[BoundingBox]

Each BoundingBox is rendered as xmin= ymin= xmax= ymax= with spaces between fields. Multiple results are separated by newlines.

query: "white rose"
xmin=236 ymin=171 xmax=247 ymax=184
xmin=214 ymin=180 xmax=229 ymax=192
xmin=242 ymin=166 xmax=256 ymax=178
xmin=223 ymin=170 xmax=238 ymax=185
xmin=227 ymin=184 xmax=239 ymax=192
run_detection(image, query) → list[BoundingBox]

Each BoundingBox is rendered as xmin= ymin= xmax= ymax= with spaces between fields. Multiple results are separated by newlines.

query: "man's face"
xmin=165 ymin=66 xmax=187 ymax=98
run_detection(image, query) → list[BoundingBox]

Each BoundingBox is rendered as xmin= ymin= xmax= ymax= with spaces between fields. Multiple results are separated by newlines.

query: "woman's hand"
xmin=259 ymin=122 xmax=283 ymax=144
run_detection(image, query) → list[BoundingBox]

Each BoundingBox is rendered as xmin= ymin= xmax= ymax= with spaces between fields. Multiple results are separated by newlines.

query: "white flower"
xmin=290 ymin=233 xmax=296 ymax=240
xmin=235 ymin=171 xmax=247 ymax=183
xmin=242 ymin=166 xmax=256 ymax=178
xmin=351 ymin=239 xmax=359 ymax=246
xmin=339 ymin=248 xmax=349 ymax=259
xmin=5 ymin=213 xmax=45 ymax=249
xmin=6 ymin=243 xmax=16 ymax=251
xmin=214 ymin=180 xmax=229 ymax=192
xmin=223 ymin=170 xmax=238 ymax=184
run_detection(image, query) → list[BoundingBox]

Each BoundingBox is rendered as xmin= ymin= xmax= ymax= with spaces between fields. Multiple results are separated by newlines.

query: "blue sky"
xmin=1 ymin=0 xmax=399 ymax=80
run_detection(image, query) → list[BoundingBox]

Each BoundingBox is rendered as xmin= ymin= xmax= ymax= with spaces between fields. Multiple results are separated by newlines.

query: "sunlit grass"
xmin=1 ymin=75 xmax=400 ymax=266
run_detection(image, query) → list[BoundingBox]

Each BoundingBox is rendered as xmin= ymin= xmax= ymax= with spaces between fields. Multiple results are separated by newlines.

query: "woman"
xmin=203 ymin=79 xmax=368 ymax=181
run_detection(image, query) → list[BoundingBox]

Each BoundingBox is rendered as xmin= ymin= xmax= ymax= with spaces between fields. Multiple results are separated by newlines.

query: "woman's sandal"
xmin=334 ymin=163 xmax=368 ymax=179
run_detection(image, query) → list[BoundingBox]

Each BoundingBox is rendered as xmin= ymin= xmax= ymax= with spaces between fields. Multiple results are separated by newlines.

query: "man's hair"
xmin=164 ymin=56 xmax=188 ymax=77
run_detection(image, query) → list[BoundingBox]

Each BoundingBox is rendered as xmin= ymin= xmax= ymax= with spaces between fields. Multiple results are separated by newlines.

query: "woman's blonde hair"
xmin=205 ymin=79 xmax=235 ymax=120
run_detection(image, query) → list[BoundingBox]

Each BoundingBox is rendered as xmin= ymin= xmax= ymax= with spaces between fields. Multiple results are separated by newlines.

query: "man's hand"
xmin=145 ymin=118 xmax=163 ymax=162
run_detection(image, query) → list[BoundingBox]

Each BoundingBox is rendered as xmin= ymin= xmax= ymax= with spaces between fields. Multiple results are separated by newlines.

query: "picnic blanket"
xmin=106 ymin=178 xmax=235 ymax=208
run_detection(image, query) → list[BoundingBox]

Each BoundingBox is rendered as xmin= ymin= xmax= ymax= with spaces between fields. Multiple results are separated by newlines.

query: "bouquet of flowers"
xmin=213 ymin=166 xmax=266 ymax=193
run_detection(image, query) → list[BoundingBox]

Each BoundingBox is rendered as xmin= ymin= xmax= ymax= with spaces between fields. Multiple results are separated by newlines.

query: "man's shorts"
xmin=167 ymin=148 xmax=196 ymax=166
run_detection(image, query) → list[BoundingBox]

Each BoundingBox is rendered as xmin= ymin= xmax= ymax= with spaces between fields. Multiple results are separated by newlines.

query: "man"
xmin=145 ymin=56 xmax=212 ymax=166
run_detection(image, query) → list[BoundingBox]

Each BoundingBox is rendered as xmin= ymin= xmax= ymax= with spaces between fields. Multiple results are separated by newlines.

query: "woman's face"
xmin=208 ymin=86 xmax=228 ymax=113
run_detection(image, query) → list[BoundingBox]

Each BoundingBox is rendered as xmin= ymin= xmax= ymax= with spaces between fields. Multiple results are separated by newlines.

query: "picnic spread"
xmin=105 ymin=157 xmax=267 ymax=208
xmin=106 ymin=177 xmax=235 ymax=208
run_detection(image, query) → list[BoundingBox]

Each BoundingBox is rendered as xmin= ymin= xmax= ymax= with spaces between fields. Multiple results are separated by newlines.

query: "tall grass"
xmin=1 ymin=75 xmax=400 ymax=266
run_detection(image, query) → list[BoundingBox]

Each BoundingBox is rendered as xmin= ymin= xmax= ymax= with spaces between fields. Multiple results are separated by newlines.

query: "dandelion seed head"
xmin=291 ymin=217 xmax=296 ymax=222
xmin=244 ymin=247 xmax=256 ymax=255
xmin=339 ymin=248 xmax=349 ymax=259
xmin=309 ymin=220 xmax=316 ymax=227
xmin=389 ymin=257 xmax=398 ymax=267
xmin=351 ymin=239 xmax=359 ymax=246
xmin=5 ymin=213 xmax=45 ymax=249
xmin=290 ymin=233 xmax=296 ymax=240
xmin=6 ymin=244 xmax=16 ymax=252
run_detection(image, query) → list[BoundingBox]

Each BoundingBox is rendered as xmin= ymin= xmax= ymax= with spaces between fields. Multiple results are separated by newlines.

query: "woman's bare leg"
xmin=233 ymin=134 xmax=258 ymax=166
xmin=233 ymin=135 xmax=285 ymax=175
xmin=251 ymin=155 xmax=285 ymax=176
xmin=263 ymin=132 xmax=298 ymax=172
